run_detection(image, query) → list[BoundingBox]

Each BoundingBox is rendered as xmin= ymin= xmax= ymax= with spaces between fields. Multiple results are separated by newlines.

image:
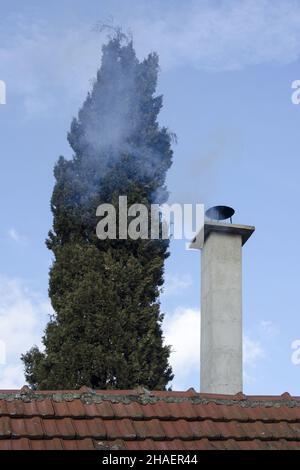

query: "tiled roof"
xmin=0 ymin=386 xmax=300 ymax=450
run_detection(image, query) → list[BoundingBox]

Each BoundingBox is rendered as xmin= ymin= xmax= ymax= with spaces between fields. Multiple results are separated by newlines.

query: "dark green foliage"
xmin=22 ymin=34 xmax=174 ymax=390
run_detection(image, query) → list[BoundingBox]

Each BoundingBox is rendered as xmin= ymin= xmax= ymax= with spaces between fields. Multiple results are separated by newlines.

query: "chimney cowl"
xmin=205 ymin=205 xmax=235 ymax=223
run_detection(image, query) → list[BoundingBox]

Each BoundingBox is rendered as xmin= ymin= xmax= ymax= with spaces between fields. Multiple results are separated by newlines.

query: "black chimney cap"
xmin=205 ymin=205 xmax=235 ymax=222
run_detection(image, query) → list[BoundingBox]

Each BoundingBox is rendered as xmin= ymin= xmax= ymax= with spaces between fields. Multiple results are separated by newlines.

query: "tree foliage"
xmin=22 ymin=33 xmax=174 ymax=390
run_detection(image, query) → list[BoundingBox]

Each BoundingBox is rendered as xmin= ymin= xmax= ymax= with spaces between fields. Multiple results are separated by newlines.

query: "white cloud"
xmin=243 ymin=335 xmax=265 ymax=386
xmin=243 ymin=335 xmax=264 ymax=367
xmin=0 ymin=276 xmax=51 ymax=388
xmin=132 ymin=0 xmax=300 ymax=70
xmin=164 ymin=305 xmax=267 ymax=390
xmin=0 ymin=20 xmax=102 ymax=118
xmin=164 ymin=307 xmax=200 ymax=390
xmin=7 ymin=228 xmax=27 ymax=245
xmin=163 ymin=274 xmax=193 ymax=297
xmin=0 ymin=365 xmax=24 ymax=390
xmin=2 ymin=1 xmax=300 ymax=118
xmin=259 ymin=320 xmax=279 ymax=338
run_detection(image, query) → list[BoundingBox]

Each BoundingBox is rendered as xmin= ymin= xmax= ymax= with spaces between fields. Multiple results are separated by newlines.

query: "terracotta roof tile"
xmin=151 ymin=440 xmax=172 ymax=451
xmin=11 ymin=418 xmax=26 ymax=437
xmin=72 ymin=418 xmax=107 ymax=439
xmin=66 ymin=399 xmax=86 ymax=417
xmin=216 ymin=404 xmax=245 ymax=421
xmin=93 ymin=401 xmax=115 ymax=418
xmin=141 ymin=403 xmax=157 ymax=419
xmin=0 ymin=389 xmax=300 ymax=450
xmin=179 ymin=438 xmax=197 ymax=450
xmin=75 ymin=438 xmax=95 ymax=450
xmin=46 ymin=438 xmax=65 ymax=450
xmin=160 ymin=419 xmax=188 ymax=439
xmin=112 ymin=402 xmax=130 ymax=418
xmin=72 ymin=418 xmax=90 ymax=437
xmin=55 ymin=418 xmax=76 ymax=438
xmin=286 ymin=422 xmax=300 ymax=438
xmin=0 ymin=400 xmax=8 ymax=415
xmin=11 ymin=438 xmax=31 ymax=450
xmin=197 ymin=438 xmax=216 ymax=450
xmin=6 ymin=399 xmax=24 ymax=416
xmin=61 ymin=439 xmax=88 ymax=450
xmin=22 ymin=401 xmax=39 ymax=416
xmin=83 ymin=402 xmax=99 ymax=418
xmin=104 ymin=419 xmax=137 ymax=440
xmin=151 ymin=401 xmax=172 ymax=419
xmin=125 ymin=401 xmax=144 ymax=419
xmin=0 ymin=440 xmax=12 ymax=450
xmin=25 ymin=417 xmax=44 ymax=438
xmin=132 ymin=418 xmax=165 ymax=439
xmin=148 ymin=418 xmax=168 ymax=439
xmin=190 ymin=418 xmax=213 ymax=438
xmin=127 ymin=439 xmax=154 ymax=451
xmin=36 ymin=399 xmax=55 ymax=417
xmin=166 ymin=401 xmax=196 ymax=420
xmin=117 ymin=418 xmax=136 ymax=440
xmin=42 ymin=419 xmax=60 ymax=437
xmin=85 ymin=418 xmax=106 ymax=439
xmin=0 ymin=416 xmax=11 ymax=438
xmin=30 ymin=440 xmax=47 ymax=451
xmin=52 ymin=401 xmax=70 ymax=417
xmin=30 ymin=439 xmax=64 ymax=451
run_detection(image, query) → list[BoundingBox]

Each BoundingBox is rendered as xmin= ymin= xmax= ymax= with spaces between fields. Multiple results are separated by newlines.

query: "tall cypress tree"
xmin=22 ymin=33 xmax=174 ymax=390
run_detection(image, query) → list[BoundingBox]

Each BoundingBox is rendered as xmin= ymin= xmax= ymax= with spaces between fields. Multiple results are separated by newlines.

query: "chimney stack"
xmin=192 ymin=207 xmax=255 ymax=395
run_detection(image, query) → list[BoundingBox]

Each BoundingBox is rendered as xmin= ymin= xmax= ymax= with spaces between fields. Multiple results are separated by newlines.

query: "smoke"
xmin=168 ymin=128 xmax=243 ymax=207
xmin=71 ymin=55 xmax=138 ymax=156
xmin=62 ymin=33 xmax=172 ymax=208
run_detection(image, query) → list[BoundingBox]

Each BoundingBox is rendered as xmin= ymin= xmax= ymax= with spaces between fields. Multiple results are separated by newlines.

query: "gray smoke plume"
xmin=62 ymin=31 xmax=173 ymax=208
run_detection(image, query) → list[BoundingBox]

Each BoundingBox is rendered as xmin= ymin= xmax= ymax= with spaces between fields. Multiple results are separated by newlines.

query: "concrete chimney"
xmin=192 ymin=212 xmax=254 ymax=395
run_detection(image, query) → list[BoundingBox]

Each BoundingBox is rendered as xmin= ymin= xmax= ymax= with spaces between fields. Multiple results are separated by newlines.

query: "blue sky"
xmin=0 ymin=0 xmax=300 ymax=394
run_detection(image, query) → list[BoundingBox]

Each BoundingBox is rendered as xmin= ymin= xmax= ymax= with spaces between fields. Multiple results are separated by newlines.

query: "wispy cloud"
xmin=259 ymin=320 xmax=280 ymax=339
xmin=243 ymin=335 xmax=265 ymax=367
xmin=133 ymin=0 xmax=300 ymax=70
xmin=2 ymin=1 xmax=300 ymax=118
xmin=0 ymin=276 xmax=52 ymax=388
xmin=0 ymin=20 xmax=102 ymax=118
xmin=243 ymin=335 xmax=265 ymax=386
xmin=243 ymin=320 xmax=280 ymax=385
xmin=7 ymin=228 xmax=27 ymax=245
xmin=163 ymin=273 xmax=193 ymax=297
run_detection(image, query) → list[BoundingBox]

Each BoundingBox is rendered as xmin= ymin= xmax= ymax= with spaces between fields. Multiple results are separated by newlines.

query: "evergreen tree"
xmin=22 ymin=33 xmax=174 ymax=390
